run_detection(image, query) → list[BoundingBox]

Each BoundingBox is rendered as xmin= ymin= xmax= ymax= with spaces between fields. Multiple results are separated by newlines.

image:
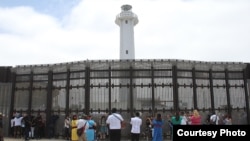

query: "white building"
xmin=115 ymin=4 xmax=138 ymax=60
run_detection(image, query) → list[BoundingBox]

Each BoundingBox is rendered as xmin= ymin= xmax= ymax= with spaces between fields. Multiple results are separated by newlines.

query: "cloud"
xmin=132 ymin=0 xmax=250 ymax=62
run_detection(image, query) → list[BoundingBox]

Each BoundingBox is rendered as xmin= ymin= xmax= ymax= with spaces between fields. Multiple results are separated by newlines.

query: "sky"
xmin=0 ymin=0 xmax=250 ymax=67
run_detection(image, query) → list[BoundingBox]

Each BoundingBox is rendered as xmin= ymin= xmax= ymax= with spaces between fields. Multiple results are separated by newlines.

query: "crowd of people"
xmin=1 ymin=108 xmax=233 ymax=141
xmin=140 ymin=109 xmax=233 ymax=141
xmin=9 ymin=113 xmax=46 ymax=140
xmin=168 ymin=109 xmax=232 ymax=126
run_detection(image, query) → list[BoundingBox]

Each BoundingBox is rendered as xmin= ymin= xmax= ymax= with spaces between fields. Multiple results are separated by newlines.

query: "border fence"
xmin=0 ymin=59 xmax=250 ymax=138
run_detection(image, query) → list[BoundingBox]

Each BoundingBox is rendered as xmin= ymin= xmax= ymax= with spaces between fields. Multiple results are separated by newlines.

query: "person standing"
xmin=22 ymin=114 xmax=31 ymax=141
xmin=77 ymin=115 xmax=89 ymax=141
xmin=0 ymin=113 xmax=3 ymax=141
xmin=99 ymin=115 xmax=107 ymax=140
xmin=210 ymin=111 xmax=219 ymax=125
xmin=71 ymin=115 xmax=78 ymax=141
xmin=152 ymin=113 xmax=164 ymax=141
xmin=171 ymin=111 xmax=182 ymax=125
xmin=13 ymin=113 xmax=23 ymax=138
xmin=47 ymin=114 xmax=59 ymax=138
xmin=166 ymin=114 xmax=173 ymax=141
xmin=106 ymin=108 xmax=124 ymax=141
xmin=190 ymin=109 xmax=202 ymax=125
xmin=180 ymin=111 xmax=188 ymax=125
xmin=170 ymin=111 xmax=182 ymax=140
xmin=130 ymin=112 xmax=142 ymax=141
xmin=145 ymin=116 xmax=152 ymax=139
xmin=86 ymin=115 xmax=96 ymax=141
xmin=10 ymin=116 xmax=15 ymax=137
xmin=30 ymin=116 xmax=36 ymax=139
xmin=64 ymin=115 xmax=71 ymax=140
xmin=223 ymin=114 xmax=232 ymax=125
xmin=34 ymin=114 xmax=44 ymax=139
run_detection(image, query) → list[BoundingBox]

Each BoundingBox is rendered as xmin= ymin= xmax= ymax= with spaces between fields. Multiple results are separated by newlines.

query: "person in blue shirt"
xmin=152 ymin=113 xmax=164 ymax=141
xmin=86 ymin=115 xmax=96 ymax=141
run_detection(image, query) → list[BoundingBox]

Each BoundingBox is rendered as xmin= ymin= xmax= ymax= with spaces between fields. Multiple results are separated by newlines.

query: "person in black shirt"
xmin=145 ymin=116 xmax=152 ymax=139
xmin=22 ymin=114 xmax=31 ymax=141
xmin=0 ymin=113 xmax=3 ymax=141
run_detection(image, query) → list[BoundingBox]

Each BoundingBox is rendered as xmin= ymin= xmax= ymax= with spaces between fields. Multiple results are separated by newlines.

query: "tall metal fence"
xmin=0 ymin=59 xmax=250 ymax=138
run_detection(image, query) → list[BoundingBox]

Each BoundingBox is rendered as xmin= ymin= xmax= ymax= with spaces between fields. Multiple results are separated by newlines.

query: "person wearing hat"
xmin=0 ymin=113 xmax=3 ymax=141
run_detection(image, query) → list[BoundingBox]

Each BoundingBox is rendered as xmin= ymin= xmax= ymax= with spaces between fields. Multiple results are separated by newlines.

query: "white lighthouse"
xmin=115 ymin=4 xmax=138 ymax=60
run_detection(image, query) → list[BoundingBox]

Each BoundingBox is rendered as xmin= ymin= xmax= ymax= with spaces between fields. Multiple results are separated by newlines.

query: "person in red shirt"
xmin=190 ymin=109 xmax=201 ymax=125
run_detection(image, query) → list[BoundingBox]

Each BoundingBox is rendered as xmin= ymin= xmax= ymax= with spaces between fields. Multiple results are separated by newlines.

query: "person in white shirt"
xmin=64 ymin=116 xmax=70 ymax=140
xmin=180 ymin=111 xmax=188 ymax=125
xmin=106 ymin=108 xmax=124 ymax=141
xmin=13 ymin=113 xmax=23 ymax=138
xmin=130 ymin=112 xmax=142 ymax=141
xmin=77 ymin=115 xmax=89 ymax=141
xmin=210 ymin=112 xmax=220 ymax=125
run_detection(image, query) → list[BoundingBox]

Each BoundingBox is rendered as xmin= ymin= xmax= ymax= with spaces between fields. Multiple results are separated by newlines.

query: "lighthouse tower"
xmin=115 ymin=5 xmax=138 ymax=103
xmin=115 ymin=4 xmax=138 ymax=60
